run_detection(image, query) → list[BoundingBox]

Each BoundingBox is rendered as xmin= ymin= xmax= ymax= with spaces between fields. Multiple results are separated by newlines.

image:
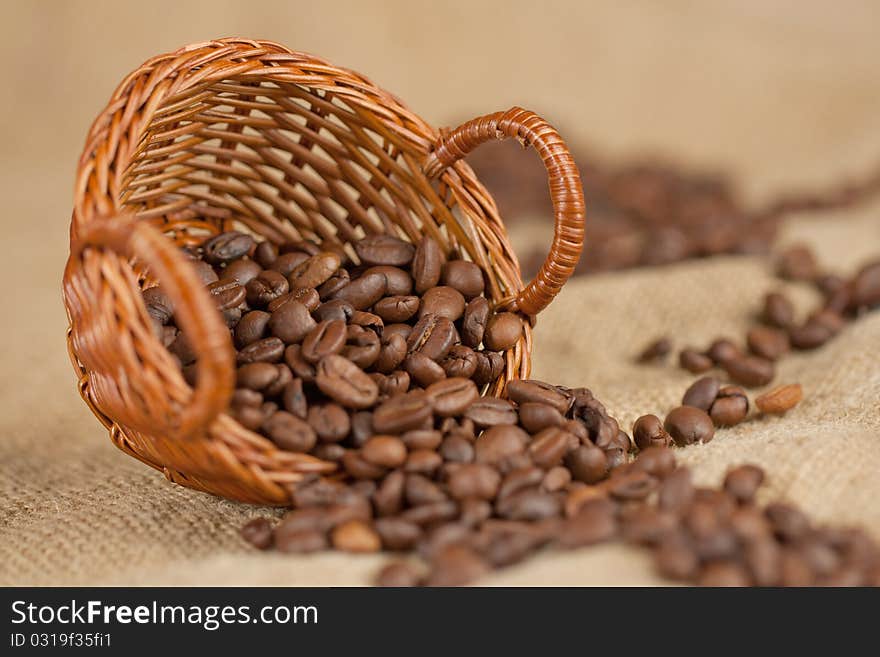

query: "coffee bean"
xmin=419 ymin=286 xmax=466 ymax=322
xmin=698 ymin=561 xmax=751 ymax=587
xmin=788 ymin=320 xmax=832 ymax=350
xmin=237 ymin=362 xmax=279 ymax=391
xmin=342 ymin=325 xmax=381 ymax=369
xmin=342 ymin=450 xmax=387 ymax=480
xmin=439 ymin=345 xmax=477 ymax=379
xmin=622 ymin=506 xmax=677 ymax=545
xmin=288 ymin=251 xmax=342 ymax=289
xmin=744 ymin=539 xmax=782 ymax=586
xmin=224 ymin=258 xmax=262 ymax=285
xmin=208 ymin=277 xmax=246 ymax=310
xmin=331 ymin=270 xmax=387 ymax=309
xmin=401 ymin=430 xmax=442 ymax=451
xmin=439 ymin=435 xmax=475 ymax=463
xmin=284 ymin=344 xmax=316 ymax=382
xmin=246 ymin=270 xmax=289 ymax=306
xmin=473 ymin=351 xmax=505 ymax=386
xmin=636 ymin=336 xmax=672 ymax=363
xmin=448 ymin=463 xmax=502 ymax=500
xmin=313 ymin=298 xmax=354 ymax=323
xmin=474 ymin=425 xmax=529 ymax=466
xmin=657 ymin=467 xmax=695 ymax=514
xmin=506 ymin=380 xmax=570 ymax=415
xmin=654 ymin=533 xmax=699 ymax=580
xmin=203 ymin=231 xmax=254 ymax=264
xmin=765 ymin=503 xmax=810 ymax=542
xmin=267 ymin=300 xmax=316 ymax=344
xmin=331 ymin=519 xmax=381 ymax=553
xmin=664 ymin=406 xmax=715 ymax=445
xmin=362 ymin=436 xmax=407 ymax=468
xmin=681 ymin=376 xmax=720 ymax=411
xmin=496 ymin=488 xmax=562 ymax=521
xmin=407 ymin=314 xmax=457 ymax=361
xmin=606 ymin=470 xmax=657 ymax=500
xmin=518 ymin=402 xmax=564 ymax=433
xmin=680 ymin=348 xmax=713 ymax=373
xmin=755 ymin=383 xmax=803 ymax=414
xmin=425 ymin=545 xmax=489 ymax=586
xmin=632 ymin=415 xmax=672 ymax=450
xmin=241 ymin=518 xmax=274 ymax=549
xmin=374 ymin=295 xmax=420 ymax=323
xmin=808 ymin=308 xmax=845 ymax=335
xmin=253 ymin=241 xmax=278 ymax=268
xmin=709 ymin=385 xmax=749 ymax=426
xmin=405 ymin=474 xmax=447 ymax=507
xmin=235 ymin=310 xmax=271 ymax=347
xmin=237 ymin=337 xmax=285 ymax=364
xmin=366 ymin=266 xmax=412 ymax=296
xmin=427 ymin=377 xmax=479 ymax=417
xmin=705 ymin=338 xmax=740 ymax=365
xmin=271 ymin=251 xmax=310 ymax=277
xmin=263 ymin=411 xmax=317 ymax=452
xmin=375 ymin=518 xmax=423 ymax=552
xmin=315 ymin=354 xmax=379 ymax=409
xmin=375 ymin=561 xmax=422 ymax=586
xmin=300 ymin=319 xmax=345 ymax=363
xmin=483 ymin=312 xmax=523 ymax=351
xmin=723 ymin=355 xmax=774 ymax=388
xmin=372 ymin=391 xmax=434 ymax=434
xmin=851 ymin=260 xmax=880 ymax=310
xmin=763 ymin=292 xmax=795 ymax=329
xmin=189 ymin=259 xmax=220 ymax=285
xmin=724 ymin=464 xmax=765 ymax=504
xmin=142 ymin=286 xmax=174 ymax=324
xmin=747 ymin=325 xmax=790 ymax=361
xmin=633 ymin=446 xmax=677 ymax=478
xmin=528 ymin=427 xmax=572 ymax=469
xmin=355 ymin=234 xmax=415 ymax=267
xmin=556 ymin=499 xmax=617 ymax=547
xmin=777 ymin=244 xmax=818 ymax=281
xmin=565 ymin=445 xmax=608 ymax=484
xmin=404 ymin=353 xmax=446 ymax=387
xmin=275 ymin=528 xmax=327 ymax=553
xmin=542 ymin=466 xmax=571 ymax=492
xmin=441 ymin=261 xmax=485 ymax=299
xmin=461 ymin=297 xmax=490 ymax=348
xmin=463 ymin=397 xmax=517 ymax=427
xmin=307 ymin=403 xmax=350 ymax=442
xmin=412 ymin=236 xmax=443 ymax=294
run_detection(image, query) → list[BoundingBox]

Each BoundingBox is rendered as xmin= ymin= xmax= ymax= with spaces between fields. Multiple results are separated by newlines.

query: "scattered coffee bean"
xmin=747 ymin=325 xmax=790 ymax=361
xmin=681 ymin=376 xmax=720 ymax=411
xmin=680 ymin=348 xmax=713 ymax=374
xmin=762 ymin=292 xmax=795 ymax=329
xmin=636 ymin=336 xmax=672 ymax=363
xmin=664 ymin=406 xmax=715 ymax=446
xmin=755 ymin=383 xmax=803 ymax=414
xmin=723 ymin=355 xmax=775 ymax=388
xmin=240 ymin=518 xmax=274 ymax=550
xmin=709 ymin=385 xmax=749 ymax=426
xmin=724 ymin=464 xmax=765 ymax=504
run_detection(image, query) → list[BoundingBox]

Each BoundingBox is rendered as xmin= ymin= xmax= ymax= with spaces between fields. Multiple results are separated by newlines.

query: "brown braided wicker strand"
xmin=62 ymin=38 xmax=585 ymax=505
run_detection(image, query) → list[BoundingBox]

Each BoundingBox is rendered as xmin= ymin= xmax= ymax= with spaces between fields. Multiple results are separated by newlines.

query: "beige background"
xmin=0 ymin=0 xmax=878 ymax=585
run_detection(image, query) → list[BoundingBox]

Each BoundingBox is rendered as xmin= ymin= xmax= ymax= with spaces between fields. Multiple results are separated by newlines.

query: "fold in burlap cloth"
xmin=1 ymin=201 xmax=877 ymax=586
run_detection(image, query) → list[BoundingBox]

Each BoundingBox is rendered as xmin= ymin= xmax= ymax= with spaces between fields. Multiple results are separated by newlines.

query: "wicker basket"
xmin=62 ymin=38 xmax=585 ymax=505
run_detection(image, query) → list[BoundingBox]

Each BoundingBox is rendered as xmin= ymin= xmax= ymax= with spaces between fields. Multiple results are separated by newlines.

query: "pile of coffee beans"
xmin=468 ymin=140 xmax=880 ymax=277
xmin=145 ymin=230 xmax=526 ymax=452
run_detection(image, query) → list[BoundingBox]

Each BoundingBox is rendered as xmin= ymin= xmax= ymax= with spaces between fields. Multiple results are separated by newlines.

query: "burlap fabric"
xmin=2 ymin=200 xmax=878 ymax=585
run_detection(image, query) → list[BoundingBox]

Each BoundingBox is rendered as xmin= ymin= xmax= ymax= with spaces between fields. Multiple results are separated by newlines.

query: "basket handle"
xmin=69 ymin=215 xmax=235 ymax=438
xmin=424 ymin=106 xmax=585 ymax=317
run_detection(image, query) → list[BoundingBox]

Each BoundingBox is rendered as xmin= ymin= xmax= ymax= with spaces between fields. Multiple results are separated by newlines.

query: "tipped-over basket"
xmin=63 ymin=38 xmax=585 ymax=505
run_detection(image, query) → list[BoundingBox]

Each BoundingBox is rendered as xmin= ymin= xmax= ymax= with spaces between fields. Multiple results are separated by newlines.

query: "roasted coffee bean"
xmin=231 ymin=403 xmax=267 ymax=431
xmin=496 ymin=488 xmax=562 ymax=521
xmin=224 ymin=258 xmax=262 ymax=285
xmin=518 ymin=402 xmax=564 ymax=433
xmin=765 ymin=503 xmax=810 ymax=542
xmin=473 ymin=351 xmax=505 ymax=386
xmin=350 ymin=310 xmax=384 ymax=333
xmin=427 ymin=377 xmax=479 ymax=417
xmin=419 ymin=286 xmax=466 ymax=322
xmin=342 ymin=450 xmax=387 ymax=480
xmin=474 ymin=425 xmax=529 ymax=466
xmin=317 ymin=268 xmax=350 ymax=299
xmin=284 ymin=344 xmax=316 ymax=382
xmin=483 ymin=312 xmax=522 ymax=352
xmin=459 ymin=399 xmax=514 ymax=429
xmin=565 ymin=445 xmax=608 ymax=484
xmin=606 ymin=470 xmax=657 ymax=500
xmin=633 ymin=446 xmax=677 ymax=479
xmin=724 ymin=464 xmax=765 ymax=504
xmin=506 ymin=380 xmax=570 ymax=415
xmin=355 ymin=234 xmax=415 ymax=267
xmin=638 ymin=336 xmax=675 ymax=364
xmin=405 ymin=474 xmax=447 ymax=506
xmin=556 ymin=499 xmax=617 ymax=547
xmin=401 ymin=430 xmax=442 ymax=451
xmin=404 ymin=450 xmax=443 ymax=475
xmin=461 ymin=297 xmax=490 ymax=348
xmin=680 ymin=348 xmax=713 ymax=373
xmin=439 ymin=435 xmax=475 ymax=463
xmin=342 ymin=325 xmax=381 ymax=369
xmin=654 ymin=532 xmax=699 ymax=580
xmin=744 ymin=539 xmax=782 ymax=586
xmin=253 ymin=241 xmax=278 ymax=268
xmin=698 ymin=561 xmax=751 ymax=587
xmin=246 ymin=270 xmax=289 ymax=306
xmin=307 ymin=403 xmax=350 ymax=442
xmin=709 ymin=385 xmax=749 ymax=426
xmin=723 ymin=355 xmax=774 ymax=388
xmin=375 ymin=561 xmax=421 ymax=587
xmin=706 ymin=338 xmax=741 ymax=365
xmin=747 ymin=325 xmax=790 ymax=361
xmin=851 ymin=260 xmax=880 ymax=309
xmin=142 ymin=286 xmax=174 ymax=324
xmin=231 ymin=388 xmax=263 ymax=408
xmin=441 ymin=260 xmax=484 ymax=299
xmin=440 ymin=345 xmax=478 ymax=379
xmin=425 ymin=545 xmax=489 ymax=586
xmin=235 ymin=310 xmax=271 ymax=347
xmin=448 ymin=463 xmax=502 ymax=500
xmin=682 ymin=376 xmax=720 ymax=411
xmin=263 ymin=411 xmax=317 ymax=452
xmin=300 ymin=319 xmax=346 ymax=363
xmin=240 ymin=517 xmax=274 ymax=550
xmin=383 ymin=371 xmax=412 ymax=397
xmin=632 ymin=415 xmax=672 ymax=450
xmin=664 ymin=406 xmax=715 ymax=446
xmin=315 ymin=354 xmax=379 ymax=409
xmin=372 ymin=295 xmax=418 ymax=323
xmin=331 ymin=270 xmax=387 ymax=309
xmin=291 ymin=477 xmax=350 ymax=508
xmin=372 ymin=470 xmax=405 ymax=516
xmin=542 ymin=466 xmax=571 ymax=492
xmin=755 ymin=383 xmax=803 ymax=414
xmin=763 ymin=292 xmax=795 ymax=329
xmin=221 ymin=306 xmax=242 ymax=327
xmin=208 ymin=277 xmax=246 ymax=310
xmin=275 ymin=528 xmax=327 ymax=554
xmin=412 ymin=236 xmax=443 ymax=294
xmin=270 ymin=251 xmax=310 ymax=277
xmin=332 ymin=519 xmax=381 ymax=553
xmin=407 ymin=314 xmax=457 ymax=360
xmin=497 ymin=467 xmax=544 ymax=501
xmin=280 ymin=240 xmax=321 ymax=257
xmin=237 ymin=337 xmax=285 ymax=364
xmin=364 ymin=266 xmax=412 ymax=296
xmin=268 ymin=300 xmax=316 ymax=344
xmin=189 ymin=259 xmax=220 ymax=285
xmin=237 ymin=362 xmax=279 ymax=391
xmin=372 ymin=391 xmax=434 ymax=434
xmin=361 ymin=436 xmax=407 ymax=468
xmin=375 ymin=518 xmax=423 ymax=551
xmin=312 ymin=298 xmax=354 ymax=323
xmin=288 ymin=251 xmax=342 ymax=289
xmin=777 ymin=244 xmax=818 ymax=281
xmin=808 ymin=308 xmax=845 ymax=336
xmin=528 ymin=427 xmax=573 ymax=469
xmin=203 ymin=231 xmax=254 ymax=264
xmin=374 ymin=333 xmax=407 ymax=374
xmin=788 ymin=319 xmax=832 ymax=350
xmin=404 ymin=353 xmax=446 ymax=387
xmin=622 ymin=506 xmax=677 ymax=545
xmin=287 ymin=286 xmax=321 ymax=312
